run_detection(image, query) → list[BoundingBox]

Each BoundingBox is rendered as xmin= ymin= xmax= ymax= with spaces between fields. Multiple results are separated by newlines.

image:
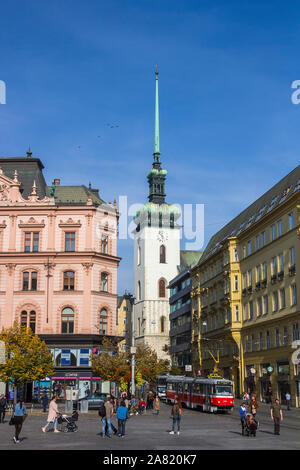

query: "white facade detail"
xmin=133 ymin=209 xmax=180 ymax=360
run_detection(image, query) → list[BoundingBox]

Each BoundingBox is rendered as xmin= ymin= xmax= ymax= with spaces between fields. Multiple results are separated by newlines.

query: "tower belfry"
xmin=147 ymin=70 xmax=167 ymax=204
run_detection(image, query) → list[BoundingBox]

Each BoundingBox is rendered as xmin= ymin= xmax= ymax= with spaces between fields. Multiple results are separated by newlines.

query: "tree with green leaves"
xmin=0 ymin=322 xmax=54 ymax=403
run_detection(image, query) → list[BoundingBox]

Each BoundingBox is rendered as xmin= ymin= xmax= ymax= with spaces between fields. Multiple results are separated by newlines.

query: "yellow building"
xmin=116 ymin=295 xmax=132 ymax=353
xmin=191 ymin=165 xmax=300 ymax=406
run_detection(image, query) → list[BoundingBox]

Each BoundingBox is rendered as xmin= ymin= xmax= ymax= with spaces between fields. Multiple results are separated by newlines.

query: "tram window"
xmin=216 ymin=386 xmax=232 ymax=396
xmin=184 ymin=383 xmax=189 ymax=392
xmin=167 ymin=383 xmax=173 ymax=391
xmin=178 ymin=383 xmax=183 ymax=392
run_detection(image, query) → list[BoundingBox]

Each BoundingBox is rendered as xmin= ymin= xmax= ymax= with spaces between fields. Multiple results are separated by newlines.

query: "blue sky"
xmin=0 ymin=0 xmax=300 ymax=293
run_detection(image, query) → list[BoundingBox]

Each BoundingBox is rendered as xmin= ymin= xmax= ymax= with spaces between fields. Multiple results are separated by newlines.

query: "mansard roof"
xmin=198 ymin=164 xmax=300 ymax=266
xmin=0 ymin=157 xmax=47 ymax=199
xmin=49 ymin=185 xmax=107 ymax=207
xmin=0 ymin=156 xmax=110 ymax=208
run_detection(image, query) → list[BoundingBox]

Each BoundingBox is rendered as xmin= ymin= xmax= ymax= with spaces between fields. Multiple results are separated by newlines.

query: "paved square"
xmin=0 ymin=402 xmax=299 ymax=450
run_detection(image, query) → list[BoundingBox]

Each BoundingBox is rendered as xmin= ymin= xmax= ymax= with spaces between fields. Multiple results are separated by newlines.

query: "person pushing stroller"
xmin=244 ymin=413 xmax=258 ymax=437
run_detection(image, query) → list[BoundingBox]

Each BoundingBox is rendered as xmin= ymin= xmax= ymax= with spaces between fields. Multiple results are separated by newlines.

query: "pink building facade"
xmin=0 ymin=154 xmax=121 ymax=400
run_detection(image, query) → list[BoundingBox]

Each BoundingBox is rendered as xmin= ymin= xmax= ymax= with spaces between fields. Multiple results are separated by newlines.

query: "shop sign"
xmin=61 ymin=349 xmax=71 ymax=366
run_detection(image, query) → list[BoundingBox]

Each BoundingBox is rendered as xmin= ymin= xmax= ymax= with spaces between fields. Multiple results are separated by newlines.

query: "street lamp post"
xmin=124 ymin=293 xmax=136 ymax=397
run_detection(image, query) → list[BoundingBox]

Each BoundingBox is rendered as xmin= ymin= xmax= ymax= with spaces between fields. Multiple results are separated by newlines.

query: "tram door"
xmin=204 ymin=383 xmax=210 ymax=411
xmin=183 ymin=382 xmax=191 ymax=408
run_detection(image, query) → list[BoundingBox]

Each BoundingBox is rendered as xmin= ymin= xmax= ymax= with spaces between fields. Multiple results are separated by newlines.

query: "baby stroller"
xmin=244 ymin=413 xmax=258 ymax=437
xmin=58 ymin=411 xmax=79 ymax=433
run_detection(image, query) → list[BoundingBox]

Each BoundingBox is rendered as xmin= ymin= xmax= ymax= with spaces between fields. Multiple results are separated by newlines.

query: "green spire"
xmin=154 ymin=70 xmax=160 ymax=159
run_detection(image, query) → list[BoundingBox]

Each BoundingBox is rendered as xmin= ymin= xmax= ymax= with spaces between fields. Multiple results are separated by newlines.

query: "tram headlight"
xmin=217 ymin=401 xmax=220 ymax=404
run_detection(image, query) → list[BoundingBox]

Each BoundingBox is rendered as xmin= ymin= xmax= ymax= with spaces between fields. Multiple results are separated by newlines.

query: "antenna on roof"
xmin=26 ymin=147 xmax=32 ymax=158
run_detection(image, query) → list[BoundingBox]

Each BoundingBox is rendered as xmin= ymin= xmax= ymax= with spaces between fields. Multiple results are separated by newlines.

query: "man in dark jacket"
xmin=0 ymin=394 xmax=7 ymax=423
xmin=41 ymin=393 xmax=49 ymax=413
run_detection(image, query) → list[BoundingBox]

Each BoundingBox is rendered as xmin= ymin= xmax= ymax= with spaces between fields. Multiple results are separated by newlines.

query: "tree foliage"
xmin=0 ymin=322 xmax=54 ymax=388
xmin=169 ymin=365 xmax=183 ymax=376
xmin=90 ymin=338 xmax=130 ymax=382
xmin=91 ymin=339 xmax=170 ymax=385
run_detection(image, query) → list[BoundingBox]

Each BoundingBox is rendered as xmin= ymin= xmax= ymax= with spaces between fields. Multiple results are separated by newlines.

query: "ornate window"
xmin=159 ymin=279 xmax=166 ymax=298
xmin=23 ymin=271 xmax=37 ymax=291
xmin=63 ymin=271 xmax=75 ymax=290
xmin=100 ymin=272 xmax=108 ymax=292
xmin=20 ymin=309 xmax=36 ymax=333
xmin=65 ymin=232 xmax=75 ymax=252
xmin=160 ymin=245 xmax=166 ymax=264
xmin=61 ymin=307 xmax=74 ymax=333
xmin=99 ymin=308 xmax=108 ymax=334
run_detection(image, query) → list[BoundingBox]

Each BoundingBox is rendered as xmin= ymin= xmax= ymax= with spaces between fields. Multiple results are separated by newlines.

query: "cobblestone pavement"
xmin=0 ymin=401 xmax=299 ymax=450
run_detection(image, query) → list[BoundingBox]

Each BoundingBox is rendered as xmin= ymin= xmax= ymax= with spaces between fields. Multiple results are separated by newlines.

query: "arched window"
xmin=137 ymin=246 xmax=141 ymax=265
xmin=101 ymin=235 xmax=108 ymax=254
xmin=137 ymin=281 xmax=141 ymax=301
xmin=61 ymin=307 xmax=74 ymax=333
xmin=55 ymin=352 xmax=77 ymax=367
xmin=20 ymin=309 xmax=36 ymax=333
xmin=101 ymin=272 xmax=108 ymax=292
xmin=160 ymin=245 xmax=166 ymax=264
xmin=63 ymin=271 xmax=75 ymax=290
xmin=159 ymin=279 xmax=166 ymax=298
xmin=160 ymin=316 xmax=166 ymax=333
xmin=21 ymin=310 xmax=27 ymax=329
xmin=99 ymin=308 xmax=108 ymax=334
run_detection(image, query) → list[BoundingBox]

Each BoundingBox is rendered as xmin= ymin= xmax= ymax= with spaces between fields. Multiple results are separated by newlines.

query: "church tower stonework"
xmin=133 ymin=71 xmax=181 ymax=361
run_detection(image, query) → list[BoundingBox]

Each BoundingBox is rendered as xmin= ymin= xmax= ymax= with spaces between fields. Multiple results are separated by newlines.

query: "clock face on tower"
xmin=157 ymin=230 xmax=168 ymax=243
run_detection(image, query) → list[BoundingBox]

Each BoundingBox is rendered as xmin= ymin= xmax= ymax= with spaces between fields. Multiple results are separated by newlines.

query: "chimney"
xmin=54 ymin=178 xmax=60 ymax=186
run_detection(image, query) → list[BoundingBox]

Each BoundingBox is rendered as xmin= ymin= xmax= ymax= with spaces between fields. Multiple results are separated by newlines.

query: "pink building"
xmin=0 ymin=152 xmax=121 ymax=400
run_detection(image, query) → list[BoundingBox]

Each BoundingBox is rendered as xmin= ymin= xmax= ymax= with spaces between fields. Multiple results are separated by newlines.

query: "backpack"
xmin=0 ymin=398 xmax=6 ymax=409
xmin=98 ymin=403 xmax=106 ymax=418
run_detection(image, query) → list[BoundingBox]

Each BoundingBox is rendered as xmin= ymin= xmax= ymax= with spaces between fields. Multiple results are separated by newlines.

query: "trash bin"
xmin=80 ymin=399 xmax=89 ymax=413
xmin=65 ymin=400 xmax=73 ymax=414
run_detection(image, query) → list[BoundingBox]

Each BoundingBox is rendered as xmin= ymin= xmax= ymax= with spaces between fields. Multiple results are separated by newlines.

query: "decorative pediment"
xmin=59 ymin=218 xmax=82 ymax=228
xmin=18 ymin=218 xmax=45 ymax=228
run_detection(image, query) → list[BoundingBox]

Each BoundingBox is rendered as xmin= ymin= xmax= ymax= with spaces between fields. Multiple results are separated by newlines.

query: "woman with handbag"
xmin=11 ymin=399 xmax=27 ymax=443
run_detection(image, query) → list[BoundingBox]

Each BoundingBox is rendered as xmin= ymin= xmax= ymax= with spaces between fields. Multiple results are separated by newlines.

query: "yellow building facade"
xmin=116 ymin=295 xmax=132 ymax=353
xmin=191 ymin=165 xmax=300 ymax=406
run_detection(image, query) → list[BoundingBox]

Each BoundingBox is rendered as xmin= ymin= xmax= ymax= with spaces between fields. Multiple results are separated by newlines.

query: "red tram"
xmin=165 ymin=375 xmax=234 ymax=413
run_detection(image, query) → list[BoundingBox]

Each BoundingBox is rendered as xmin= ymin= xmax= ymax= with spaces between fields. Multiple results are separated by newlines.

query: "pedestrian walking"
xmin=11 ymin=399 xmax=27 ymax=443
xmin=41 ymin=393 xmax=48 ymax=413
xmin=42 ymin=395 xmax=60 ymax=433
xmin=117 ymin=400 xmax=128 ymax=437
xmin=0 ymin=394 xmax=7 ymax=423
xmin=169 ymin=398 xmax=182 ymax=435
xmin=101 ymin=395 xmax=114 ymax=438
xmin=130 ymin=395 xmax=137 ymax=415
xmin=242 ymin=392 xmax=249 ymax=405
xmin=153 ymin=395 xmax=160 ymax=415
xmin=248 ymin=396 xmax=259 ymax=418
xmin=270 ymin=398 xmax=283 ymax=435
xmin=285 ymin=392 xmax=291 ymax=410
xmin=239 ymin=402 xmax=248 ymax=436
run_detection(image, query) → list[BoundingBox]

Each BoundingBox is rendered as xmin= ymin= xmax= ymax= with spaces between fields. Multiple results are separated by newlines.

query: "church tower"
xmin=133 ymin=71 xmax=181 ymax=361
